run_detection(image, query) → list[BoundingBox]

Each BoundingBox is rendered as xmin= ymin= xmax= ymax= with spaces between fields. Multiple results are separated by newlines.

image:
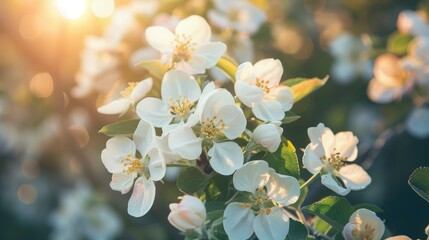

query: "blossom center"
xmin=169 ymin=96 xmax=194 ymax=116
xmin=240 ymin=187 xmax=277 ymax=215
xmin=120 ymin=82 xmax=139 ymax=98
xmin=351 ymin=224 xmax=376 ymax=240
xmin=121 ymin=153 xmax=144 ymax=174
xmin=321 ymin=148 xmax=347 ymax=170
xmin=201 ymin=116 xmax=225 ymax=139
xmin=172 ymin=34 xmax=195 ymax=63
xmin=255 ymin=78 xmax=271 ymax=94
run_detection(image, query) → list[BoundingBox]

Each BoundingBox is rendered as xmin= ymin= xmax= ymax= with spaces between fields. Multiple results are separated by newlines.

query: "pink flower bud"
xmin=168 ymin=195 xmax=206 ymax=232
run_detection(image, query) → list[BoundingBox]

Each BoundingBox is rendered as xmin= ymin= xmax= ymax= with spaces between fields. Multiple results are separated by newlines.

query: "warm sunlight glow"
xmin=55 ymin=0 xmax=87 ymax=20
xmin=91 ymin=0 xmax=115 ymax=18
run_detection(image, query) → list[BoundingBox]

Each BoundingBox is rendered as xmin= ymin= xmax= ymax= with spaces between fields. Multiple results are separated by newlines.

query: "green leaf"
xmin=353 ymin=203 xmax=383 ymax=213
xmin=312 ymin=217 xmax=332 ymax=235
xmin=286 ymin=219 xmax=308 ymax=240
xmin=387 ymin=32 xmax=413 ymax=55
xmin=206 ymin=210 xmax=224 ymax=221
xmin=283 ymin=111 xmax=301 ymax=124
xmin=265 ymin=139 xmax=300 ymax=179
xmin=177 ymin=167 xmax=208 ymax=194
xmin=408 ymin=167 xmax=429 ymax=202
xmin=136 ymin=60 xmax=168 ymax=79
xmin=215 ymin=55 xmax=238 ymax=83
xmin=99 ymin=119 xmax=140 ymax=137
xmin=282 ymin=76 xmax=328 ymax=103
xmin=302 ymin=196 xmax=354 ymax=231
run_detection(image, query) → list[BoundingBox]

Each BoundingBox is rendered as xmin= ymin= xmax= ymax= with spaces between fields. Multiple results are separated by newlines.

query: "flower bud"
xmin=253 ymin=122 xmax=283 ymax=152
xmin=168 ymin=195 xmax=206 ymax=232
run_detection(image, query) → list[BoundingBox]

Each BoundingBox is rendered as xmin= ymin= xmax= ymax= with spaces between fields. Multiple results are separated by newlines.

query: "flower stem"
xmin=300 ymin=173 xmax=320 ymax=190
xmin=216 ymin=55 xmax=238 ymax=83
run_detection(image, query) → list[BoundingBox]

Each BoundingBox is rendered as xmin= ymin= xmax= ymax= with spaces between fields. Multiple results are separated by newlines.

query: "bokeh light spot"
xmin=91 ymin=0 xmax=115 ymax=18
xmin=29 ymin=72 xmax=54 ymax=98
xmin=55 ymin=0 xmax=86 ymax=20
xmin=17 ymin=184 xmax=38 ymax=204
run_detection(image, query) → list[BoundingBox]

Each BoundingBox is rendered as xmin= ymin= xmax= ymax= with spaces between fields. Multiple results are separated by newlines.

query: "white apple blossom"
xmin=252 ymin=122 xmax=283 ymax=153
xmin=397 ymin=10 xmax=429 ymax=37
xmin=98 ymin=78 xmax=153 ymax=115
xmin=235 ymin=58 xmax=294 ymax=121
xmin=168 ymin=195 xmax=206 ymax=232
xmin=406 ymin=106 xmax=429 ymax=138
xmin=73 ymin=36 xmax=121 ymax=98
xmin=208 ymin=0 xmax=266 ymax=35
xmin=49 ymin=183 xmax=122 ymax=240
xmin=223 ymin=160 xmax=300 ymax=240
xmin=342 ymin=209 xmax=385 ymax=240
xmin=303 ymin=123 xmax=371 ymax=196
xmin=402 ymin=37 xmax=429 ymax=89
xmin=101 ymin=120 xmax=166 ymax=217
xmin=368 ymin=54 xmax=413 ymax=104
xmin=329 ymin=33 xmax=373 ymax=85
xmin=145 ymin=15 xmax=227 ymax=75
xmin=136 ymin=70 xmax=200 ymax=127
xmin=168 ymin=83 xmax=246 ymax=175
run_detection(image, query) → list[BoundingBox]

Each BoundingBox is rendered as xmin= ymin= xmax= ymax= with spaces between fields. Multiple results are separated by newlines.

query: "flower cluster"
xmin=95 ymin=11 xmax=379 ymax=238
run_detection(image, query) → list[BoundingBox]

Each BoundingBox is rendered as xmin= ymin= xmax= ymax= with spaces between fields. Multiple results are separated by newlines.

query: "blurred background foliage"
xmin=0 ymin=0 xmax=428 ymax=239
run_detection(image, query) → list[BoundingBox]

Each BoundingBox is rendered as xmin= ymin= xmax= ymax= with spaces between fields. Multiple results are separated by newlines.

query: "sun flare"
xmin=54 ymin=0 xmax=86 ymax=20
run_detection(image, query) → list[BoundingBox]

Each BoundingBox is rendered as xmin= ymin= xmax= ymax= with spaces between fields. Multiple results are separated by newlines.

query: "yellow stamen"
xmin=169 ymin=96 xmax=194 ymax=116
xmin=172 ymin=34 xmax=195 ymax=64
xmin=201 ymin=116 xmax=225 ymax=139
xmin=120 ymin=153 xmax=144 ymax=174
xmin=120 ymin=82 xmax=139 ymax=98
xmin=255 ymin=78 xmax=271 ymax=94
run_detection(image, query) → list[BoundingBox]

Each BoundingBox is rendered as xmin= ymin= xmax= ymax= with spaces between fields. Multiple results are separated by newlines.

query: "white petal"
xmin=223 ymin=203 xmax=255 ymax=240
xmin=208 ymin=142 xmax=244 ymax=175
xmin=253 ymin=58 xmax=283 ymax=87
xmin=169 ymin=126 xmax=203 ymax=160
xmin=233 ymin=160 xmax=270 ymax=193
xmin=193 ymin=42 xmax=227 ymax=68
xmin=266 ymin=170 xmax=300 ymax=206
xmin=235 ymin=80 xmax=264 ymax=107
xmin=266 ymin=86 xmax=294 ymax=111
xmin=154 ymin=134 xmax=182 ymax=163
xmin=110 ymin=173 xmax=136 ymax=194
xmin=136 ymin=97 xmax=173 ymax=127
xmin=127 ymin=177 xmax=156 ymax=217
xmin=101 ymin=136 xmax=136 ymax=173
xmin=175 ymin=58 xmax=206 ymax=75
xmin=236 ymin=62 xmax=257 ymax=85
xmin=253 ymin=207 xmax=290 ymax=240
xmin=175 ymin=15 xmax=211 ymax=44
xmin=321 ymin=173 xmax=350 ymax=196
xmin=385 ymin=236 xmax=412 ymax=240
xmin=339 ymin=164 xmax=371 ymax=190
xmin=133 ymin=120 xmax=155 ymax=157
xmin=201 ymin=89 xmax=235 ymax=120
xmin=148 ymin=148 xmax=166 ymax=181
xmin=342 ymin=223 xmax=357 ymax=240
xmin=252 ymin=99 xmax=285 ymax=121
xmin=97 ymin=98 xmax=131 ymax=115
xmin=367 ymin=78 xmax=403 ymax=104
xmin=253 ymin=123 xmax=282 ymax=153
xmin=217 ymin=105 xmax=246 ymax=139
xmin=308 ymin=123 xmax=335 ymax=158
xmin=145 ymin=26 xmax=174 ymax=52
xmin=302 ymin=144 xmax=324 ymax=174
xmin=334 ymin=132 xmax=359 ymax=161
xmin=130 ymin=78 xmax=153 ymax=102
xmin=161 ymin=69 xmax=201 ymax=102
xmin=406 ymin=107 xmax=429 ymax=138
